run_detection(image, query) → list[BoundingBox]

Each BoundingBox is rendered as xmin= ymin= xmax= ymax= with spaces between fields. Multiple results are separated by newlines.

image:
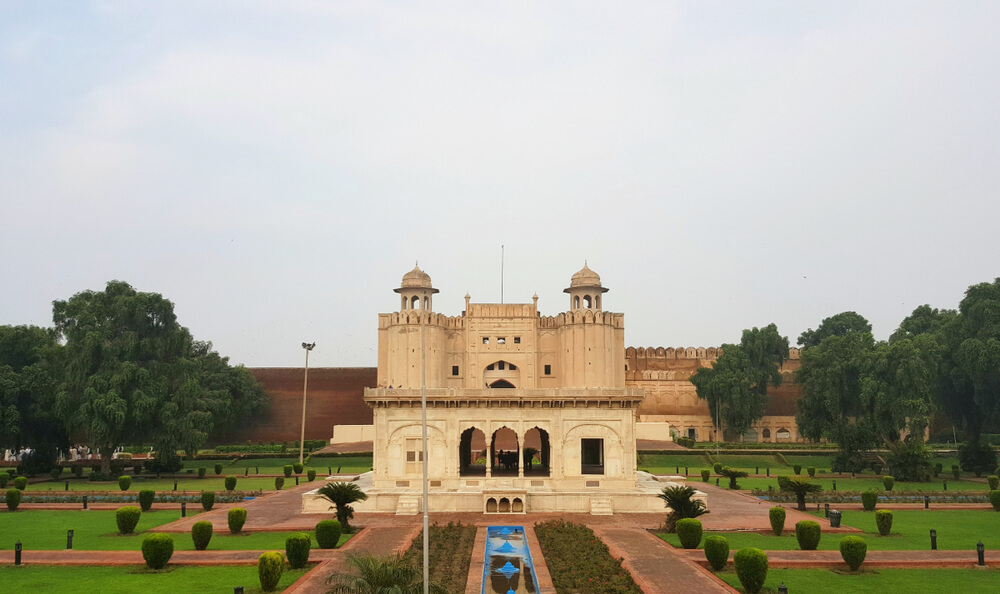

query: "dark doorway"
xmin=489 ymin=379 xmax=515 ymax=388
xmin=581 ymin=438 xmax=604 ymax=475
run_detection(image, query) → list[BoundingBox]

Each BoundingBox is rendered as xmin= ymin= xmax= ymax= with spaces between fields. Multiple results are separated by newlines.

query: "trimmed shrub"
xmin=283 ymin=465 xmax=293 ymax=478
xmin=675 ymin=518 xmax=703 ymax=549
xmin=197 ymin=467 xmax=207 ymax=479
xmin=0 ymin=472 xmax=9 ymax=488
xmin=882 ymin=476 xmax=895 ymax=491
xmin=862 ymin=490 xmax=877 ymax=511
xmin=258 ymin=551 xmax=285 ymax=592
xmin=713 ymin=462 xmax=723 ymax=474
xmin=952 ymin=465 xmax=961 ymax=479
xmin=50 ymin=467 xmax=63 ymax=480
xmin=118 ymin=475 xmax=132 ymax=491
xmin=275 ymin=477 xmax=285 ymax=490
xmin=225 ymin=476 xmax=237 ymax=491
xmin=793 ymin=464 xmax=802 ymax=475
xmin=285 ymin=532 xmax=311 ymax=569
xmin=141 ymin=533 xmax=174 ymax=569
xmin=214 ymin=463 xmax=223 ymax=475
xmin=875 ymin=510 xmax=893 ymax=536
xmin=989 ymin=490 xmax=1000 ymax=511
xmin=989 ymin=476 xmax=999 ymax=491
xmin=116 ymin=506 xmax=142 ymax=534
xmin=839 ymin=535 xmax=867 ymax=571
xmin=701 ymin=469 xmax=710 ymax=482
xmin=201 ymin=490 xmax=215 ymax=511
xmin=14 ymin=476 xmax=27 ymax=490
xmin=229 ymin=507 xmax=247 ymax=534
xmin=138 ymin=489 xmax=155 ymax=512
xmin=315 ymin=519 xmax=342 ymax=549
xmin=807 ymin=467 xmax=816 ymax=478
xmin=292 ymin=463 xmax=304 ymax=474
xmin=6 ymin=488 xmax=22 ymax=511
xmin=192 ymin=520 xmax=213 ymax=550
xmin=795 ymin=520 xmax=821 ymax=550
xmin=73 ymin=465 xmax=83 ymax=478
xmin=307 ymin=469 xmax=317 ymax=482
xmin=934 ymin=462 xmax=943 ymax=477
xmin=704 ymin=535 xmax=730 ymax=571
xmin=769 ymin=506 xmax=786 ymax=536
xmin=734 ymin=547 xmax=768 ymax=594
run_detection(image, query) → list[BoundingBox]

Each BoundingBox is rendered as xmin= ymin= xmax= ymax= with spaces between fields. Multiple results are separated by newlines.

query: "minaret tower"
xmin=394 ymin=264 xmax=439 ymax=311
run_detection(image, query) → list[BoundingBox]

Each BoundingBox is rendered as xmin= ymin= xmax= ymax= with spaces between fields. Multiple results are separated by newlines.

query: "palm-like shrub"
xmin=703 ymin=535 xmax=729 ymax=571
xmin=138 ymin=489 xmax=155 ymax=512
xmin=192 ymin=520 xmax=213 ymax=550
xmin=795 ymin=520 xmax=821 ymax=550
xmin=118 ymin=475 xmax=132 ymax=491
xmin=141 ymin=533 xmax=174 ymax=569
xmin=657 ymin=485 xmax=709 ymax=532
xmin=778 ymin=476 xmax=823 ymax=511
xmin=875 ymin=510 xmax=893 ymax=536
xmin=862 ymin=490 xmax=878 ymax=511
xmin=325 ymin=552 xmax=446 ymax=594
xmin=285 ymin=532 xmax=311 ymax=569
xmin=317 ymin=482 xmax=369 ymax=532
xmin=316 ymin=519 xmax=343 ymax=549
xmin=675 ymin=518 xmax=703 ymax=549
xmin=229 ymin=508 xmax=247 ymax=534
xmin=734 ymin=548 xmax=768 ymax=594
xmin=882 ymin=476 xmax=895 ymax=491
xmin=769 ymin=506 xmax=786 ymax=536
xmin=116 ymin=506 xmax=141 ymax=534
xmin=719 ymin=467 xmax=748 ymax=489
xmin=839 ymin=536 xmax=867 ymax=571
xmin=258 ymin=551 xmax=285 ymax=592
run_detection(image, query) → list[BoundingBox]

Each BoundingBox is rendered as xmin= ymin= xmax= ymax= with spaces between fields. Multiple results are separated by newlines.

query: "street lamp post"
xmin=300 ymin=342 xmax=316 ymax=466
xmin=420 ymin=290 xmax=429 ymax=594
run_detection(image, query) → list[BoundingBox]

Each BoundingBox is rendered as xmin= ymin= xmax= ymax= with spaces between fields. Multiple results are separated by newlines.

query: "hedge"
xmin=275 ymin=477 xmax=285 ymax=490
xmin=839 ymin=536 xmax=867 ymax=571
xmin=793 ymin=464 xmax=802 ymax=475
xmin=807 ymin=467 xmax=816 ymax=478
xmin=229 ymin=507 xmax=247 ymax=534
xmin=192 ymin=520 xmax=214 ymax=550
xmin=214 ymin=463 xmax=224 ymax=475
xmin=5 ymin=488 xmax=21 ymax=511
xmin=307 ymin=469 xmax=317 ymax=482
xmin=201 ymin=490 xmax=215 ymax=511
xmin=676 ymin=518 xmax=703 ymax=549
xmin=862 ymin=490 xmax=877 ymax=511
xmin=734 ymin=547 xmax=768 ymax=594
xmin=713 ymin=462 xmax=723 ymax=474
xmin=14 ymin=476 xmax=27 ymax=490
xmin=769 ymin=506 xmax=786 ymax=536
xmin=316 ymin=519 xmax=342 ymax=549
xmin=141 ymin=533 xmax=174 ymax=569
xmin=225 ymin=476 xmax=237 ymax=491
xmin=795 ymin=520 xmax=821 ymax=550
xmin=989 ymin=476 xmax=999 ymax=491
xmin=883 ymin=476 xmax=895 ymax=491
xmin=197 ymin=467 xmax=207 ymax=479
xmin=989 ymin=490 xmax=1000 ymax=511
xmin=258 ymin=551 xmax=285 ymax=592
xmin=704 ymin=535 xmax=729 ymax=571
xmin=215 ymin=445 xmax=283 ymax=453
xmin=283 ymin=465 xmax=293 ymax=478
xmin=0 ymin=472 xmax=8 ymax=488
xmin=138 ymin=489 xmax=155 ymax=512
xmin=116 ymin=506 xmax=142 ymax=534
xmin=285 ymin=532 xmax=311 ymax=569
xmin=118 ymin=475 xmax=132 ymax=491
xmin=701 ymin=469 xmax=710 ymax=482
xmin=292 ymin=463 xmax=304 ymax=474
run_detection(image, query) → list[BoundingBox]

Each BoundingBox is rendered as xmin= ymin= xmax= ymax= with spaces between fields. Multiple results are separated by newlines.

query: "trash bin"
xmin=830 ymin=510 xmax=842 ymax=528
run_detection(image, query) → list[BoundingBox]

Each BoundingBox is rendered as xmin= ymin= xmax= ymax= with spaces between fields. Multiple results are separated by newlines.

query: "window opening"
xmin=514 ymin=337 xmax=521 ymax=344
xmin=497 ymin=337 xmax=506 ymax=344
xmin=581 ymin=439 xmax=604 ymax=475
xmin=452 ymin=365 xmax=459 ymax=376
xmin=544 ymin=364 xmax=551 ymax=375
xmin=482 ymin=337 xmax=489 ymax=344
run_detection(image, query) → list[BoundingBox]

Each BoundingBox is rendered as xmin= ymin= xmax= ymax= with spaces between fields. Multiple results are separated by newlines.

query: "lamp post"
xmin=299 ymin=342 xmax=316 ymax=466
xmin=420 ymin=289 xmax=429 ymax=594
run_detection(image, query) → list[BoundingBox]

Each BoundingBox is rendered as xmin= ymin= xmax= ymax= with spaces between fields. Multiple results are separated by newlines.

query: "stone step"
xmin=590 ymin=496 xmax=613 ymax=515
xmin=396 ymin=495 xmax=420 ymax=515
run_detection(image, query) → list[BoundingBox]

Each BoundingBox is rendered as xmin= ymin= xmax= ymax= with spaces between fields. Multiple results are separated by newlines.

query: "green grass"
xmin=717 ymin=568 xmax=1000 ymax=593
xmin=0 ymin=510 xmax=351 ymax=551
xmin=737 ymin=476 xmax=986 ymax=492
xmin=659 ymin=509 xmax=1000 ymax=551
xmin=26 ymin=477 xmax=280 ymax=492
xmin=782 ymin=455 xmax=836 ymax=470
xmin=712 ymin=455 xmax=781 ymax=469
xmin=638 ymin=454 xmax=710 ymax=473
xmin=0 ymin=564 xmax=309 ymax=593
xmin=179 ymin=456 xmax=373 ymax=474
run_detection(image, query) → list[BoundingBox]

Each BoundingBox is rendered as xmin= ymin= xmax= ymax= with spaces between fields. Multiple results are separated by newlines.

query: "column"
xmin=485 ymin=423 xmax=492 ymax=479
xmin=517 ymin=421 xmax=524 ymax=479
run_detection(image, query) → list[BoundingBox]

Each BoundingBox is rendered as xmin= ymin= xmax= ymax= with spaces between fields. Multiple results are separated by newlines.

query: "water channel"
xmin=481 ymin=525 xmax=540 ymax=594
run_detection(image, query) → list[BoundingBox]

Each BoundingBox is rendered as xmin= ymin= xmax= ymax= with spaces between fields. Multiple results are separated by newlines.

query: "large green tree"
xmin=692 ymin=324 xmax=789 ymax=438
xmin=798 ymin=311 xmax=872 ymax=349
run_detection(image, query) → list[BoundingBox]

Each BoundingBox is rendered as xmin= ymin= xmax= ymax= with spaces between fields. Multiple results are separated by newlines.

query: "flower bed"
xmin=534 ymin=519 xmax=641 ymax=594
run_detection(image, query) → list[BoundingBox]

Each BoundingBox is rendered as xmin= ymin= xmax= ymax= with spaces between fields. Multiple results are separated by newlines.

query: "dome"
xmin=564 ymin=263 xmax=608 ymax=294
xmin=395 ymin=264 xmax=439 ymax=293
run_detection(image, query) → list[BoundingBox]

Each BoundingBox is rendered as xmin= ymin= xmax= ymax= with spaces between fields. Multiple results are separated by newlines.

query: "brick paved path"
xmin=675 ymin=547 xmax=1000 ymax=569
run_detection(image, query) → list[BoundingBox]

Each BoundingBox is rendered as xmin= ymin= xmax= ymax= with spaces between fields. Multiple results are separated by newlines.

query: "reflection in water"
xmin=482 ymin=526 xmax=539 ymax=594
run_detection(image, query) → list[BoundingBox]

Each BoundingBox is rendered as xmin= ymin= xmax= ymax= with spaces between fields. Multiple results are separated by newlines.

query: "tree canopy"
xmin=797 ymin=311 xmax=872 ymax=349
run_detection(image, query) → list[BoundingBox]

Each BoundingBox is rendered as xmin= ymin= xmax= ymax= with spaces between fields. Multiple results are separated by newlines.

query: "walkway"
xmin=675 ymin=547 xmax=1000 ymax=569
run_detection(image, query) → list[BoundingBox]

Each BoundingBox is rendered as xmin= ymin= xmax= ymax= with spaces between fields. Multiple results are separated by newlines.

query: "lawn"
xmin=0 ymin=510 xmax=351 ymax=551
xmin=179 ymin=456 xmax=373 ymax=475
xmin=716 ymin=568 xmax=1000 ymax=593
xmin=735 ymin=476 xmax=986 ymax=492
xmin=712 ymin=455 xmax=782 ymax=469
xmin=403 ymin=522 xmax=477 ymax=593
xmin=26 ymin=477 xmax=281 ymax=493
xmin=638 ymin=454 xmax=710 ymax=473
xmin=0 ymin=564 xmax=309 ymax=593
xmin=658 ymin=510 xmax=1000 ymax=551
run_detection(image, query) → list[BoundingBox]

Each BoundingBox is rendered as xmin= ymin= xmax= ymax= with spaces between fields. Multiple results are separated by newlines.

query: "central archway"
xmin=489 ymin=379 xmax=515 ymax=388
xmin=459 ymin=427 xmax=487 ymax=476
xmin=490 ymin=426 xmax=519 ymax=476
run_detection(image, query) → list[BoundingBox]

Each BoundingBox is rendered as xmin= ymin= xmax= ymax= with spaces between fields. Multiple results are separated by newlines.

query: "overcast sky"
xmin=2 ymin=1 xmax=998 ymax=368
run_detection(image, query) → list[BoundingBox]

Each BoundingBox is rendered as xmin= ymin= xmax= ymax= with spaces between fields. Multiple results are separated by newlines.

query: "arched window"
xmin=401 ymin=295 xmax=408 ymax=310
xmin=583 ymin=295 xmax=592 ymax=308
xmin=574 ymin=296 xmax=580 ymax=309
xmin=762 ymin=428 xmax=771 ymax=439
xmin=411 ymin=295 xmax=419 ymax=309
xmin=423 ymin=296 xmax=429 ymax=310
xmin=776 ymin=428 xmax=791 ymax=440
xmin=595 ymin=295 xmax=601 ymax=309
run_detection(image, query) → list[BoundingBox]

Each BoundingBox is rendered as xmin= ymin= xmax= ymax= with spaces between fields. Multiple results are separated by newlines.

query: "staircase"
xmin=396 ymin=495 xmax=420 ymax=515
xmin=590 ymin=496 xmax=613 ymax=516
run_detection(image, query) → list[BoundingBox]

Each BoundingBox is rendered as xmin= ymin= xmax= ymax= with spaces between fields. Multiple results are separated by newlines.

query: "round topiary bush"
xmin=73 ymin=465 xmax=83 ymax=478
xmin=0 ymin=472 xmax=9 ymax=488
xmin=6 ymin=488 xmax=22 ymax=511
xmin=228 ymin=507 xmax=247 ymax=534
xmin=875 ymin=510 xmax=893 ymax=536
xmin=214 ymin=463 xmax=223 ymax=475
xmin=258 ymin=551 xmax=285 ymax=592
xmin=116 ymin=506 xmax=142 ymax=534
xmin=703 ymin=535 xmax=729 ymax=571
xmin=734 ymin=547 xmax=768 ymax=594
xmin=839 ymin=535 xmax=867 ymax=571
xmin=807 ymin=467 xmax=816 ymax=478
xmin=862 ymin=490 xmax=878 ymax=511
xmin=795 ymin=520 xmax=821 ymax=550
xmin=50 ymin=467 xmax=62 ymax=480
xmin=141 ymin=533 xmax=174 ymax=569
xmin=138 ymin=489 xmax=155 ymax=512
xmin=793 ymin=464 xmax=802 ymax=475
xmin=988 ymin=490 xmax=1000 ymax=511
xmin=989 ymin=476 xmax=999 ymax=491
xmin=192 ymin=520 xmax=213 ymax=550
xmin=275 ymin=477 xmax=285 ymax=490
xmin=197 ymin=467 xmax=207 ymax=479
xmin=769 ymin=506 xmax=786 ymax=536
xmin=952 ymin=465 xmax=961 ymax=479
xmin=882 ymin=476 xmax=895 ymax=491
xmin=225 ymin=476 xmax=237 ymax=491
xmin=713 ymin=462 xmax=723 ymax=474
xmin=676 ymin=518 xmax=703 ymax=549
xmin=118 ymin=475 xmax=132 ymax=491
xmin=307 ymin=469 xmax=317 ymax=482
xmin=316 ymin=519 xmax=342 ymax=549
xmin=283 ymin=465 xmax=293 ymax=478
xmin=701 ymin=469 xmax=710 ymax=482
xmin=934 ymin=462 xmax=943 ymax=477
xmin=201 ymin=490 xmax=215 ymax=511
xmin=14 ymin=476 xmax=27 ymax=490
xmin=285 ymin=532 xmax=311 ymax=569
xmin=292 ymin=463 xmax=304 ymax=474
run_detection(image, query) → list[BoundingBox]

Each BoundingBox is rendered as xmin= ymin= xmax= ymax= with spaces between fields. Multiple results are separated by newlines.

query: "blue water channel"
xmin=482 ymin=525 xmax=540 ymax=594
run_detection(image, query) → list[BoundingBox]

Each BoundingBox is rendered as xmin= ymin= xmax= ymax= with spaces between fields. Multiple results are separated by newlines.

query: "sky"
xmin=2 ymin=1 xmax=998 ymax=368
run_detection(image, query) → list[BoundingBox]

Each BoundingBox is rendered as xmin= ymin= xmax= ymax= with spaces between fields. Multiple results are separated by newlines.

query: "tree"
xmin=317 ymin=482 xmax=369 ymax=531
xmin=798 ymin=312 xmax=872 ymax=349
xmin=657 ymin=485 xmax=709 ymax=532
xmin=890 ymin=305 xmax=957 ymax=343
xmin=719 ymin=467 xmax=749 ymax=489
xmin=692 ymin=324 xmax=789 ymax=438
xmin=325 ymin=553 xmax=446 ymax=594
xmin=778 ymin=475 xmax=822 ymax=511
